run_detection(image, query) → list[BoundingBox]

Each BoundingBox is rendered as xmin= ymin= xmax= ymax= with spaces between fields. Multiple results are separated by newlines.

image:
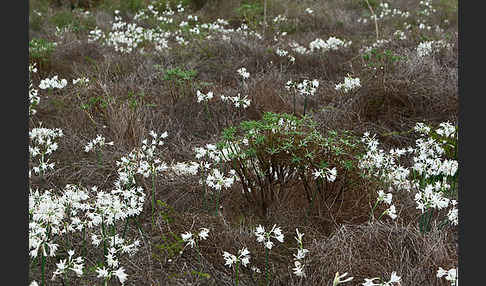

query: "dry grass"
xmin=29 ymin=0 xmax=458 ymax=284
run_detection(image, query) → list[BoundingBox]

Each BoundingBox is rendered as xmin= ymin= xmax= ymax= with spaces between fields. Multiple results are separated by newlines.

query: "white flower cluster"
xmin=286 ymin=79 xmax=319 ymax=96
xmin=254 ymin=224 xmax=284 ymax=250
xmin=86 ymin=185 xmax=146 ymax=227
xmin=29 ymin=125 xmax=64 ymax=176
xmin=414 ymin=182 xmax=451 ymax=213
xmin=73 ymin=77 xmax=90 ymax=86
xmin=289 ymin=41 xmax=309 ymax=55
xmin=205 ymin=168 xmax=237 ymax=192
xmin=95 ymin=252 xmax=128 ymax=285
xmin=361 ymin=272 xmax=401 ymax=286
xmin=84 ymin=134 xmax=114 ymax=153
xmin=170 ymin=161 xmax=200 ymax=176
xmin=371 ymin=2 xmax=410 ymax=21
xmin=312 ymin=167 xmax=337 ymax=182
xmin=196 ymin=90 xmax=214 ymax=103
xmin=360 ymin=133 xmax=412 ymax=192
xmin=393 ymin=29 xmax=407 ymax=41
xmin=418 ymin=0 xmax=437 ymax=17
xmin=437 ymin=267 xmax=457 ymax=286
xmin=191 ymin=143 xmax=240 ymax=194
xmin=237 ymin=67 xmax=250 ymax=80
xmin=309 ymin=36 xmax=352 ymax=53
xmin=29 ymin=63 xmax=40 ymax=116
xmin=223 ymin=247 xmax=251 ymax=268
xmin=221 ymin=93 xmax=251 ymax=109
xmin=335 ymin=76 xmax=361 ymax=93
xmin=235 ymin=23 xmax=263 ymax=40
xmin=181 ymin=227 xmax=210 ymax=248
xmin=359 ymin=122 xmax=458 ymax=226
xmin=51 ymin=249 xmax=84 ymax=280
xmin=360 ymin=39 xmax=391 ymax=54
xmin=417 ymin=40 xmax=451 ymax=57
xmin=273 ymin=14 xmax=287 ymax=23
xmin=292 ymin=228 xmax=309 ymax=277
xmin=136 ymin=130 xmax=169 ymax=178
xmin=39 ymin=75 xmax=68 ymax=90
xmin=89 ymin=10 xmax=170 ymax=53
xmin=275 ymin=48 xmax=295 ymax=63
xmin=376 ymin=190 xmax=397 ymax=220
xmin=29 ymin=181 xmax=143 ymax=276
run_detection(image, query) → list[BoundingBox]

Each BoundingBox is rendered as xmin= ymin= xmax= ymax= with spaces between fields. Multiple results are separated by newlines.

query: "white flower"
xmin=237 ymin=67 xmax=250 ymax=80
xmin=361 ymin=277 xmax=380 ymax=286
xmin=114 ymin=267 xmax=128 ymax=284
xmin=437 ymin=267 xmax=458 ymax=286
xmin=388 ymin=271 xmax=401 ymax=283
xmin=292 ymin=260 xmax=305 ymax=277
xmin=39 ymin=75 xmax=68 ymax=90
xmin=384 ymin=205 xmax=397 ymax=220
xmin=181 ymin=232 xmax=195 ymax=248
xmin=377 ymin=190 xmax=393 ymax=205
xmin=196 ymin=90 xmax=214 ymax=103
xmin=198 ymin=228 xmax=210 ymax=240
xmin=333 ymin=272 xmax=354 ymax=285
xmin=255 ymin=224 xmax=284 ymax=250
xmin=335 ymin=76 xmax=361 ymax=93
xmin=223 ymin=247 xmax=250 ymax=267
xmin=96 ymin=266 xmax=109 ymax=278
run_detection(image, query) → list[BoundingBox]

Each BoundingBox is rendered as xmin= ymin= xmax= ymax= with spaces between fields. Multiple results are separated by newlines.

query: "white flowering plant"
xmin=359 ymin=121 xmax=458 ymax=231
xmin=285 ymin=78 xmax=319 ymax=115
xmin=254 ymin=224 xmax=284 ymax=285
xmin=291 ymin=228 xmax=309 ymax=278
xmin=223 ymin=247 xmax=251 ymax=286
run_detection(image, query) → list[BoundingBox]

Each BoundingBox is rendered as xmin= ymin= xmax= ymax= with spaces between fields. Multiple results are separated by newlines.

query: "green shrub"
xmin=216 ymin=112 xmax=366 ymax=217
xmin=235 ymin=0 xmax=264 ymax=29
xmin=29 ymin=38 xmax=57 ymax=68
xmin=159 ymin=66 xmax=198 ymax=105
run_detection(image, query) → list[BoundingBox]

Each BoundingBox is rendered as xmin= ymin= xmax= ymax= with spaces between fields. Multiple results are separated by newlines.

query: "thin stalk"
xmin=101 ymin=217 xmax=107 ymax=265
xmin=204 ymin=102 xmax=212 ymax=120
xmin=152 ymin=171 xmax=156 ymax=213
xmin=64 ymin=273 xmax=70 ymax=286
xmin=265 ymin=247 xmax=270 ymax=286
xmin=96 ymin=149 xmax=102 ymax=168
xmin=122 ymin=217 xmax=130 ymax=239
xmin=235 ymin=260 xmax=240 ymax=286
xmin=369 ymin=199 xmax=380 ymax=222
xmin=40 ymin=249 xmax=46 ymax=286
xmin=213 ymin=189 xmax=220 ymax=216
xmin=82 ymin=227 xmax=87 ymax=257
xmin=364 ymin=0 xmax=379 ymax=40
xmin=303 ymin=96 xmax=307 ymax=117
xmin=293 ymin=93 xmax=296 ymax=115
xmin=195 ymin=241 xmax=204 ymax=276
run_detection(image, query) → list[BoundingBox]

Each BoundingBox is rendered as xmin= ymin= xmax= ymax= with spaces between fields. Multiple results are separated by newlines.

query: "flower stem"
xmin=122 ymin=217 xmax=129 ymax=239
xmin=152 ymin=170 xmax=156 ymax=227
xmin=97 ymin=149 xmax=102 ymax=168
xmin=265 ymin=248 xmax=269 ymax=286
xmin=235 ymin=261 xmax=239 ymax=286
xmin=370 ymin=199 xmax=380 ymax=222
xmin=293 ymin=93 xmax=296 ymax=115
xmin=303 ymin=97 xmax=307 ymax=117
xmin=40 ymin=250 xmax=45 ymax=286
